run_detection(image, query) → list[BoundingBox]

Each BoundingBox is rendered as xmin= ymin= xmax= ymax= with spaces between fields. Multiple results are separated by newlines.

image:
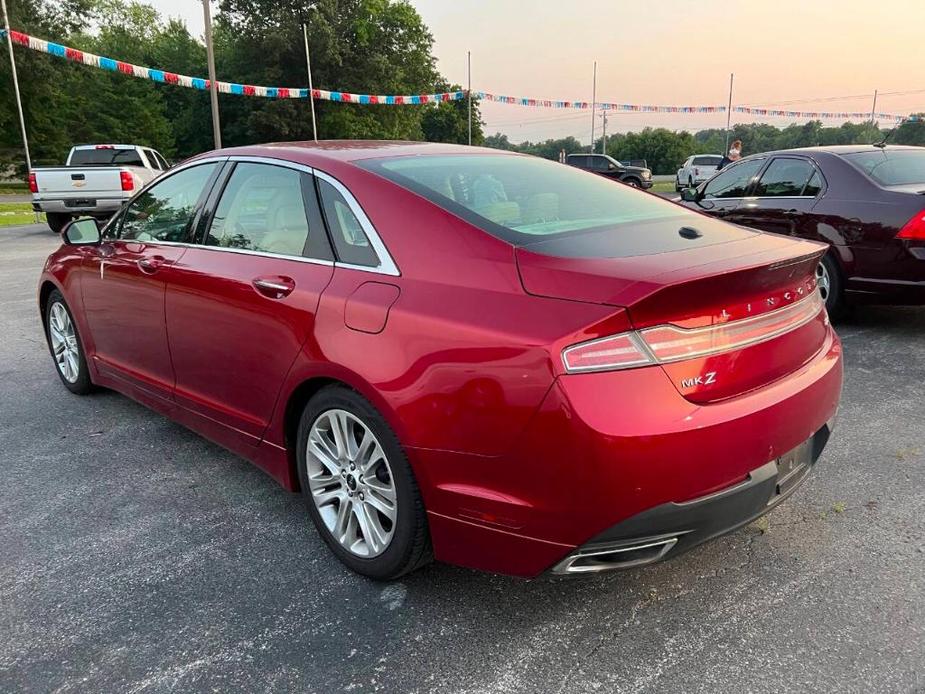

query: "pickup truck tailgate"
xmin=33 ymin=167 xmax=127 ymax=199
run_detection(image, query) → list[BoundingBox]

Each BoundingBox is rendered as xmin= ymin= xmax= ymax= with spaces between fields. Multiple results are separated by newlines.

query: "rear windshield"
xmin=841 ymin=149 xmax=925 ymax=186
xmin=692 ymin=156 xmax=721 ymax=166
xmin=69 ymin=148 xmax=144 ymax=167
xmin=359 ymin=154 xmax=687 ymax=245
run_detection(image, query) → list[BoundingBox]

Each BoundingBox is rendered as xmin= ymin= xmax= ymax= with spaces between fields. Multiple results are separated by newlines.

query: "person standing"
xmin=728 ymin=139 xmax=743 ymax=162
xmin=559 ymin=148 xmax=566 ymax=164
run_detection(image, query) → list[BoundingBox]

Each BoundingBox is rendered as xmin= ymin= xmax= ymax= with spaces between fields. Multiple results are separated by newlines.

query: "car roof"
xmin=195 ymin=140 xmax=516 ymax=167
xmin=763 ymin=144 xmax=924 ymax=157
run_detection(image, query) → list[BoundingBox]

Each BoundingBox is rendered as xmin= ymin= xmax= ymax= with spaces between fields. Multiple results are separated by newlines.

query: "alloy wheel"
xmin=306 ymin=409 xmax=397 ymax=558
xmin=816 ymin=262 xmax=831 ymax=303
xmin=49 ymin=302 xmax=80 ymax=383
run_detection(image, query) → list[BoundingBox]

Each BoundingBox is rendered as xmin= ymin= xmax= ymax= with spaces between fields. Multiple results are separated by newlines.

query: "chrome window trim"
xmin=104 ymin=237 xmax=335 ymax=268
xmin=113 ymin=154 xmax=400 ymax=276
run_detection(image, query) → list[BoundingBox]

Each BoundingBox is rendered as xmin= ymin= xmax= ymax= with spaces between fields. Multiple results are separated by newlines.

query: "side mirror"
xmin=62 ymin=217 xmax=101 ymax=246
xmin=608 ymin=162 xmax=617 ymax=170
xmin=680 ymin=187 xmax=699 ymax=202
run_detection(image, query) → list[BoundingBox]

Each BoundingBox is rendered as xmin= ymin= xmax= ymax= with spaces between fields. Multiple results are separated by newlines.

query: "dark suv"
xmin=566 ymin=153 xmax=653 ymax=189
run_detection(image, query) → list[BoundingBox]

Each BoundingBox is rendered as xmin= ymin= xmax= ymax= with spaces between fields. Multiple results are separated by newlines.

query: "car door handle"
xmin=784 ymin=209 xmax=801 ymax=217
xmin=137 ymin=256 xmax=165 ymax=274
xmin=253 ymin=276 xmax=295 ymax=299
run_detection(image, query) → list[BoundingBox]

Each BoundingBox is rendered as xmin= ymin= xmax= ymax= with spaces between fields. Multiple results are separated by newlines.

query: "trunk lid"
xmin=517 ymin=218 xmax=829 ymax=403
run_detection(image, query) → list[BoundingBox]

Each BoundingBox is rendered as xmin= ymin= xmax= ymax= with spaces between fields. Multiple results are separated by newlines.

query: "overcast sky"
xmin=152 ymin=0 xmax=924 ymax=143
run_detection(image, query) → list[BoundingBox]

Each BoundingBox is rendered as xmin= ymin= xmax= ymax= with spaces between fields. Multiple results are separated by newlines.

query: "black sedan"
xmin=680 ymin=145 xmax=925 ymax=317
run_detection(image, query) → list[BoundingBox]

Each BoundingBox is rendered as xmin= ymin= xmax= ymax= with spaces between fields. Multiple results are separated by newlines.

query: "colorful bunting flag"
xmin=2 ymin=28 xmax=918 ymax=124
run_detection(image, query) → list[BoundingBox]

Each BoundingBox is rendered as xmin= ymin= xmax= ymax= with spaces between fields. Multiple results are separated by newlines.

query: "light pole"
xmin=202 ymin=0 xmax=222 ymax=149
xmin=600 ymin=111 xmax=608 ymax=155
xmin=467 ymin=50 xmax=472 ymax=146
xmin=301 ymin=2 xmax=319 ymax=142
xmin=723 ymin=72 xmax=734 ymax=155
xmin=1 ymin=0 xmax=31 ymax=172
xmin=589 ymin=61 xmax=597 ymax=154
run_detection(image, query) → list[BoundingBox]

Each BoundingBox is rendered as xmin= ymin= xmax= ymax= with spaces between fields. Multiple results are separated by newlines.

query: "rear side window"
xmin=568 ymin=155 xmax=588 ymax=168
xmin=692 ymin=156 xmax=721 ymax=166
xmin=842 ymin=149 xmax=925 ymax=186
xmin=70 ymin=147 xmax=144 ymax=167
xmin=120 ymin=163 xmax=218 ymax=242
xmin=702 ymin=158 xmax=764 ymax=199
xmin=206 ymin=163 xmax=314 ymax=258
xmin=316 ymin=178 xmax=380 ymax=267
xmin=753 ymin=158 xmax=817 ymax=197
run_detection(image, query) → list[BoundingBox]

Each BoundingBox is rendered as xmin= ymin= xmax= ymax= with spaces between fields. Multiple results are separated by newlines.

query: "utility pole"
xmin=302 ymin=5 xmax=319 ymax=142
xmin=723 ymin=72 xmax=734 ymax=155
xmin=589 ymin=61 xmax=597 ymax=154
xmin=600 ymin=111 xmax=608 ymax=155
xmin=467 ymin=50 xmax=472 ymax=146
xmin=1 ymin=0 xmax=31 ymax=172
xmin=870 ymin=89 xmax=878 ymax=123
xmin=202 ymin=0 xmax=222 ymax=149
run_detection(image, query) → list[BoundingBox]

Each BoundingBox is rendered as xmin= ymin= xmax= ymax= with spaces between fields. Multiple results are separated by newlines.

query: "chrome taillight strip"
xmin=562 ymin=290 xmax=825 ymax=374
xmin=638 ymin=290 xmax=825 ymax=363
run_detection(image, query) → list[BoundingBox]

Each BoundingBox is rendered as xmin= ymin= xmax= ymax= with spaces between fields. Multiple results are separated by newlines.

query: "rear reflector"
xmin=562 ymin=291 xmax=824 ymax=374
xmin=897 ymin=209 xmax=925 ymax=240
xmin=120 ymin=171 xmax=134 ymax=191
xmin=28 ymin=172 xmax=37 ymax=193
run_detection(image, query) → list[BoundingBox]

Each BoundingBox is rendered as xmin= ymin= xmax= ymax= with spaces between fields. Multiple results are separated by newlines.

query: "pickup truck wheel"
xmin=624 ymin=178 xmax=641 ymax=188
xmin=46 ymin=212 xmax=71 ymax=234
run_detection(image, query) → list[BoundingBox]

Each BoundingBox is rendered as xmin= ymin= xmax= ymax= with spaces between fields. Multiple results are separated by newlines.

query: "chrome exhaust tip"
xmin=551 ymin=536 xmax=679 ymax=575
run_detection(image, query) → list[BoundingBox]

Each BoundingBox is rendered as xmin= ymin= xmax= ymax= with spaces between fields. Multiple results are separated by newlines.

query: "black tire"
xmin=624 ymin=177 xmax=641 ymax=188
xmin=675 ymin=176 xmax=683 ymax=192
xmin=46 ymin=212 xmax=71 ymax=234
xmin=44 ymin=290 xmax=94 ymax=394
xmin=688 ymin=176 xmax=695 ymax=188
xmin=296 ymin=385 xmax=432 ymax=580
xmin=818 ymin=253 xmax=846 ymax=321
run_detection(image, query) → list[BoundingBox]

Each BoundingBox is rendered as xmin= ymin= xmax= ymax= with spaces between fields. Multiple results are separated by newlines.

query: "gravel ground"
xmin=1 ymin=223 xmax=923 ymax=693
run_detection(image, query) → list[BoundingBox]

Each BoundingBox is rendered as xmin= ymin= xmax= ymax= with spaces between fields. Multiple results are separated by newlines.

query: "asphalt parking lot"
xmin=1 ymin=222 xmax=923 ymax=693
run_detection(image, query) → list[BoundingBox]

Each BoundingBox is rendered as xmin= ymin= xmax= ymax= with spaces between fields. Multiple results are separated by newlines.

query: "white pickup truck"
xmin=29 ymin=144 xmax=170 ymax=233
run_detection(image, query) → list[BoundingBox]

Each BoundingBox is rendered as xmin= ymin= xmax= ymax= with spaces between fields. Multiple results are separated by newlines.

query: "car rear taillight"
xmin=562 ymin=333 xmax=653 ymax=372
xmin=897 ymin=209 xmax=925 ymax=240
xmin=120 ymin=171 xmax=134 ymax=192
xmin=562 ymin=291 xmax=824 ymax=374
xmin=28 ymin=172 xmax=37 ymax=193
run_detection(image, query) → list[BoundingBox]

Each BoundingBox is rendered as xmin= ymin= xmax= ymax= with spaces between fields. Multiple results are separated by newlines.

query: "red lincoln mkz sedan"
xmin=40 ymin=142 xmax=842 ymax=579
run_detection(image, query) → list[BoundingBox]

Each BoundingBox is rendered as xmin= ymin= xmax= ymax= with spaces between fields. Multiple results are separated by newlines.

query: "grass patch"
xmin=0 ymin=202 xmax=43 ymax=228
xmin=650 ymin=181 xmax=678 ymax=194
xmin=0 ymin=182 xmax=29 ymax=195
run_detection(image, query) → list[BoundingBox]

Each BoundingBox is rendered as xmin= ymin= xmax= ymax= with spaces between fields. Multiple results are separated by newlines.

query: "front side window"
xmin=753 ymin=158 xmax=817 ymax=197
xmin=206 ymin=163 xmax=312 ymax=258
xmin=702 ymin=158 xmax=764 ymax=199
xmin=120 ymin=163 xmax=218 ymax=242
xmin=317 ymin=178 xmax=379 ymax=267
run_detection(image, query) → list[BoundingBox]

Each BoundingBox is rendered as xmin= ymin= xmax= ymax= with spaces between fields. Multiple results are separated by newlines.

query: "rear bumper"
xmin=421 ymin=327 xmax=843 ymax=577
xmin=551 ymin=424 xmax=831 ymax=574
xmin=32 ymin=198 xmax=125 ymax=215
